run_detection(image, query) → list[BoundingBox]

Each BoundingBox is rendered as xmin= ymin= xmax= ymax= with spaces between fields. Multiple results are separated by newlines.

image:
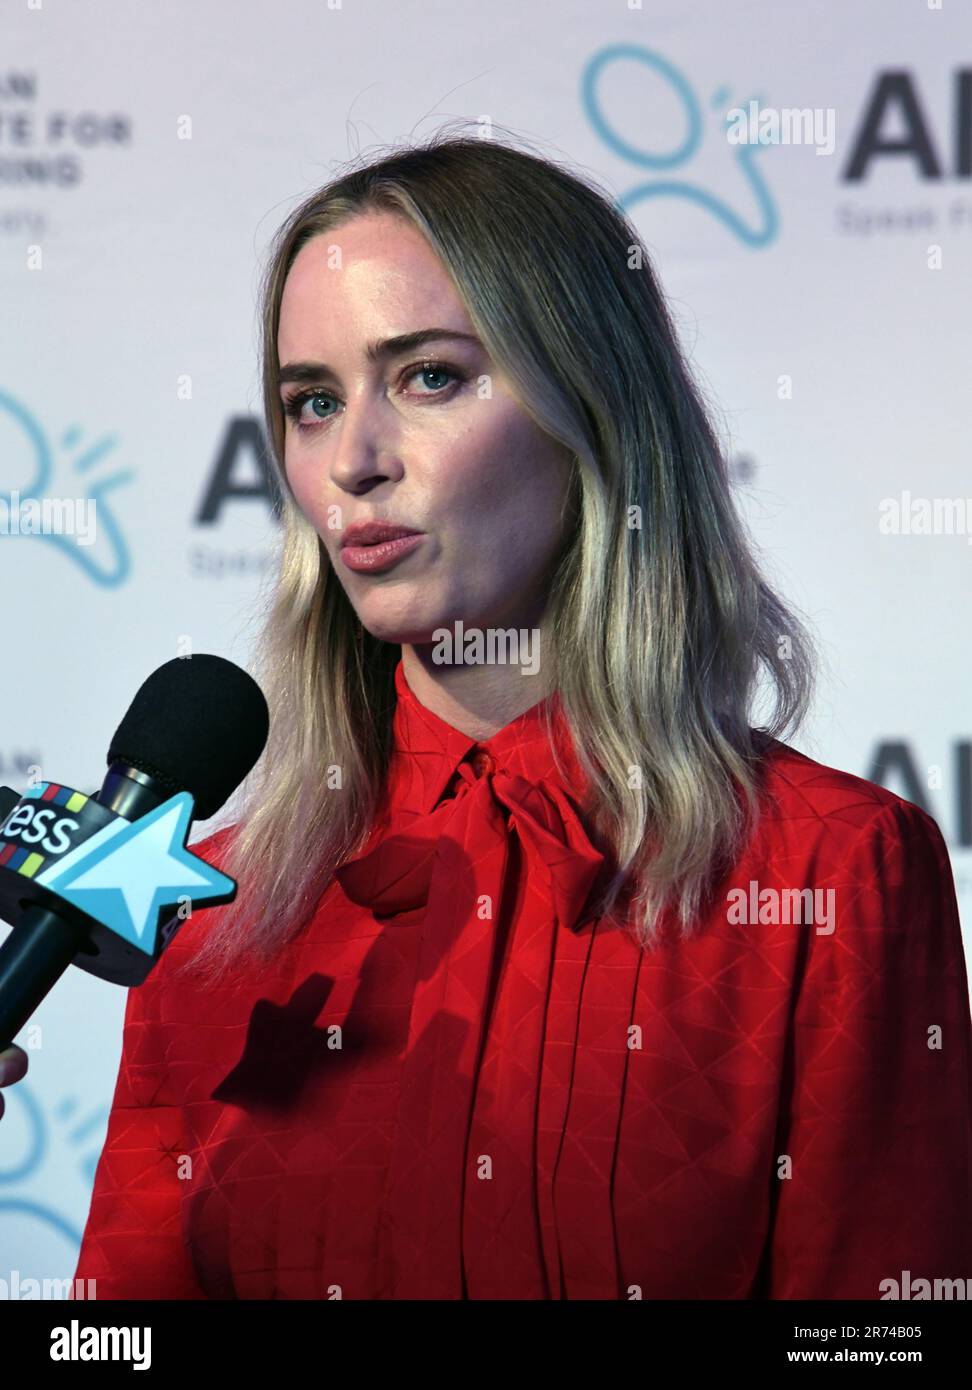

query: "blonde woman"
xmin=10 ymin=129 xmax=966 ymax=1299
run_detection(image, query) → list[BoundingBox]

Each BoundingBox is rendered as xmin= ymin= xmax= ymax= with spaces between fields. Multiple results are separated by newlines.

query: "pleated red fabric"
xmin=72 ymin=658 xmax=972 ymax=1299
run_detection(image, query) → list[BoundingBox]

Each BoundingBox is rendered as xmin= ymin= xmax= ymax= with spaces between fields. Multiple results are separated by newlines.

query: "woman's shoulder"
xmin=744 ymin=736 xmax=967 ymax=1014
xmin=752 ymin=733 xmax=950 ymax=869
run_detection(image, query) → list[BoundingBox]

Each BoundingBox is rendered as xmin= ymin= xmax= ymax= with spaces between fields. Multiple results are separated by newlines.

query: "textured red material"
xmin=73 ymin=658 xmax=972 ymax=1298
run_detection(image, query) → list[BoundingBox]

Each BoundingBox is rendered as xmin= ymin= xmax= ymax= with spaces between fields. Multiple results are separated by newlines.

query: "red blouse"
xmin=73 ymin=658 xmax=972 ymax=1299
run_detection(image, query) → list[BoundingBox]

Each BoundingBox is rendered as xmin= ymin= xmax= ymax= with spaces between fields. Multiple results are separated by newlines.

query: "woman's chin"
xmin=355 ymin=609 xmax=451 ymax=647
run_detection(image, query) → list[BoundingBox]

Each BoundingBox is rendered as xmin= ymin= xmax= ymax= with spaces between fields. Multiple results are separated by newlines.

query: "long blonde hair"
xmin=182 ymin=123 xmax=815 ymax=987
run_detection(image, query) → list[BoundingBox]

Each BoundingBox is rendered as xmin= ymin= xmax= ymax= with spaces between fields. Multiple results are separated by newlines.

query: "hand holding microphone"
xmin=0 ymin=1041 xmax=27 ymax=1118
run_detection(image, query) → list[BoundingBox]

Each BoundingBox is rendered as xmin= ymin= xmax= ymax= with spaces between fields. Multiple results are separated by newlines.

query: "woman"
xmin=5 ymin=129 xmax=970 ymax=1299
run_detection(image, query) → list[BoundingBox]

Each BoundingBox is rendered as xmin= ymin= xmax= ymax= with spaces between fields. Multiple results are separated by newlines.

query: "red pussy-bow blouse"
xmin=73 ymin=657 xmax=972 ymax=1300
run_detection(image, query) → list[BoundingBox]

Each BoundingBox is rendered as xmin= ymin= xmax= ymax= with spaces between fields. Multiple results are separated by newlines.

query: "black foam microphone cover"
xmin=106 ymin=654 xmax=269 ymax=820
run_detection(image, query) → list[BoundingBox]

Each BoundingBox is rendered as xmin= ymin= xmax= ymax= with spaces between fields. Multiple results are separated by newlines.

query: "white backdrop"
xmin=1 ymin=0 xmax=970 ymax=1288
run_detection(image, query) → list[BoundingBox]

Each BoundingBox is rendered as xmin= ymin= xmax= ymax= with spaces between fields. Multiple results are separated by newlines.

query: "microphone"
xmin=0 ymin=654 xmax=269 ymax=1052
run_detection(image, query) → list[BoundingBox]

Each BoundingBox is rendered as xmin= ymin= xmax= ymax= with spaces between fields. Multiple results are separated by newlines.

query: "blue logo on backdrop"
xmin=0 ymin=390 xmax=134 ymax=587
xmin=582 ymin=44 xmax=779 ymax=248
xmin=0 ymin=1081 xmax=104 ymax=1259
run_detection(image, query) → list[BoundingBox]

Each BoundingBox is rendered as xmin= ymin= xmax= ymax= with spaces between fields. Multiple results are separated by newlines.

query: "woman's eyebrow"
xmin=278 ymin=328 xmax=482 ymax=385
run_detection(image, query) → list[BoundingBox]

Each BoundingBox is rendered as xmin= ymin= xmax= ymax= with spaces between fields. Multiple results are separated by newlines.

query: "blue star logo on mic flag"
xmin=37 ymin=792 xmax=235 ymax=952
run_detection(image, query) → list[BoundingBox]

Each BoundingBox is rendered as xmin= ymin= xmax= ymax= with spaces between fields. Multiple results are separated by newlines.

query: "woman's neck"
xmin=400 ymin=632 xmax=555 ymax=741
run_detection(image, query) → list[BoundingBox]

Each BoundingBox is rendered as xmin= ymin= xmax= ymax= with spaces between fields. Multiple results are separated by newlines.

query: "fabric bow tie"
xmin=335 ymin=756 xmax=605 ymax=933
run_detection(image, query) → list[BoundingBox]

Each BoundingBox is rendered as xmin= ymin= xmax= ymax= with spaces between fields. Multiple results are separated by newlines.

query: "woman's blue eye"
xmin=304 ymin=393 xmax=336 ymax=422
xmin=416 ymin=366 xmax=451 ymax=391
xmin=281 ymin=390 xmax=333 ymax=429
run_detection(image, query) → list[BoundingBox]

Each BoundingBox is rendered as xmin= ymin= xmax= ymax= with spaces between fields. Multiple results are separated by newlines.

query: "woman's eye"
xmin=408 ymin=364 xmax=456 ymax=393
xmin=287 ymin=392 xmax=336 ymax=427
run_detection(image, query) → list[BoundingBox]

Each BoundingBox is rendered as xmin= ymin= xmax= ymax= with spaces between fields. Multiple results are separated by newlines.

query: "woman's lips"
xmin=340 ymin=533 xmax=425 ymax=573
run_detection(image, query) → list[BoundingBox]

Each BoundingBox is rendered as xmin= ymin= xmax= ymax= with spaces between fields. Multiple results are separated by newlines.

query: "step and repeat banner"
xmin=1 ymin=0 xmax=969 ymax=1288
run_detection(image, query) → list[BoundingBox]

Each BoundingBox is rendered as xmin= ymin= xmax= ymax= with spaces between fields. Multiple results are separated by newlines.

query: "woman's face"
xmin=277 ymin=211 xmax=574 ymax=646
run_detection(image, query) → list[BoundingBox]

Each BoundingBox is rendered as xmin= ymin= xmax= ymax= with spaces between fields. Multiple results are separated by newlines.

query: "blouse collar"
xmin=388 ymin=657 xmax=588 ymax=815
xmin=336 ymin=657 xmax=607 ymax=940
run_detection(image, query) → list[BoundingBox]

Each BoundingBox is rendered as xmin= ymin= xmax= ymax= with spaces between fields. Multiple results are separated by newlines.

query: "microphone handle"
xmin=0 ymin=904 xmax=92 ymax=1051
